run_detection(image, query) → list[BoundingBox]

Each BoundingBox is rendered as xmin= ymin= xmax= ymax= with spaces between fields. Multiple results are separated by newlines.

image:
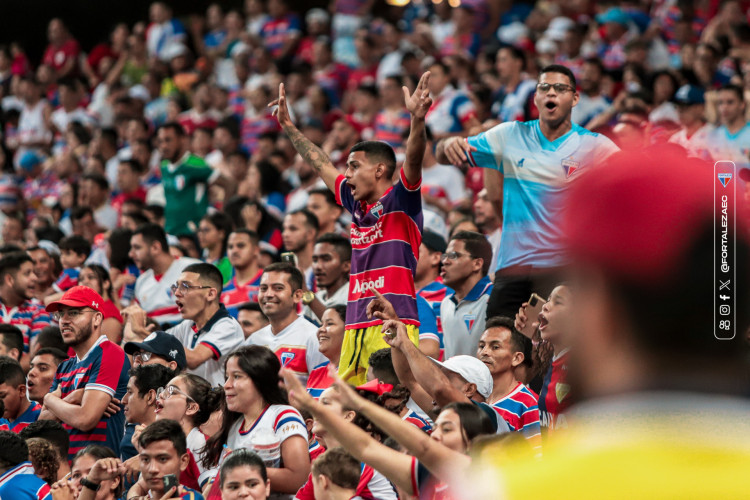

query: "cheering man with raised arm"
xmin=270 ymin=72 xmax=432 ymax=385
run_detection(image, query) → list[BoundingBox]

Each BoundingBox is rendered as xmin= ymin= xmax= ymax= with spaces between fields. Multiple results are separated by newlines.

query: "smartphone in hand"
xmin=520 ymin=293 xmax=546 ymax=338
xmin=163 ymin=474 xmax=178 ymax=494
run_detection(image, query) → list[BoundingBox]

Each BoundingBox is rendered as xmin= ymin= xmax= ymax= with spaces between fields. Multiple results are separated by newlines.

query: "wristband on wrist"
xmin=80 ymin=477 xmax=101 ymax=491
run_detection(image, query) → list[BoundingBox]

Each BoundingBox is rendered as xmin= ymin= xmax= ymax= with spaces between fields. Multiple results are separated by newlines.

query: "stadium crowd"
xmin=0 ymin=0 xmax=749 ymax=499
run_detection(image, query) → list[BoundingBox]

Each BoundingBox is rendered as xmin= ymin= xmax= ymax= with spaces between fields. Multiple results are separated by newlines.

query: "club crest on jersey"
xmin=175 ymin=175 xmax=186 ymax=191
xmin=555 ymin=383 xmax=571 ymax=403
xmin=463 ymin=314 xmax=476 ymax=332
xmin=561 ymin=159 xmax=580 ymax=178
xmin=718 ymin=172 xmax=732 ymax=187
xmin=74 ymin=373 xmax=85 ymax=390
xmin=370 ymin=202 xmax=384 ymax=219
xmin=280 ymin=352 xmax=295 ymax=366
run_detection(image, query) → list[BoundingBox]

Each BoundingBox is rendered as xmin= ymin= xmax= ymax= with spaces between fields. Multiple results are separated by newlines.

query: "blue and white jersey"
xmin=708 ymin=123 xmax=750 ymax=170
xmin=425 ymin=85 xmax=477 ymax=136
xmin=467 ymin=120 xmax=619 ymax=271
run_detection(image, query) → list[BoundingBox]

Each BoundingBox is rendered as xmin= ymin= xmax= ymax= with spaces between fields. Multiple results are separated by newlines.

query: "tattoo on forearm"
xmin=285 ymin=126 xmax=331 ymax=173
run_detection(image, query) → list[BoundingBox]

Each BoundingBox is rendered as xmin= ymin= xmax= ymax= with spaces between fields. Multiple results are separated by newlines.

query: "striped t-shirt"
xmin=335 ymin=169 xmax=423 ymax=330
xmin=51 ymin=335 xmax=130 ymax=459
xmin=491 ymin=382 xmax=542 ymax=456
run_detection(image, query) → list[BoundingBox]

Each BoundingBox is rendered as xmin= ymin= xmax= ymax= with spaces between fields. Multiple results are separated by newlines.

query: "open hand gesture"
xmin=404 ymin=71 xmax=432 ymax=119
xmin=268 ymin=83 xmax=293 ymax=128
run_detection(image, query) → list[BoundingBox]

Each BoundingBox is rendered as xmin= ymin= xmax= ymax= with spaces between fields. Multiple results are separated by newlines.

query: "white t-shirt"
xmin=169 ymin=306 xmax=244 ymax=386
xmin=134 ymin=257 xmax=202 ymax=326
xmin=421 ymin=162 xmax=467 ymax=210
xmin=245 ymin=316 xmax=327 ymax=380
xmin=187 ymin=427 xmax=213 ymax=487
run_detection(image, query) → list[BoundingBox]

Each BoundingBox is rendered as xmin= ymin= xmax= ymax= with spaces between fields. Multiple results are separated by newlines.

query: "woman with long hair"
xmin=205 ymin=345 xmax=310 ymax=498
xmin=78 ymin=263 xmax=123 ymax=344
xmin=152 ymin=373 xmax=226 ymax=489
xmin=198 ymin=212 xmax=234 ymax=285
xmin=306 ymin=305 xmax=346 ymax=398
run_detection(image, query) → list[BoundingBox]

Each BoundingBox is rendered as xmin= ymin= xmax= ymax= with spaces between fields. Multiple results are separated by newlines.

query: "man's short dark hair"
xmin=450 ymin=231 xmax=494 ymax=276
xmin=19 ymin=420 xmax=70 ymax=460
xmin=134 ymin=223 xmax=169 ymax=254
xmin=82 ymin=172 xmax=109 ymax=192
xmin=229 ymin=228 xmax=260 ymax=246
xmin=718 ymin=83 xmax=745 ymax=102
xmin=539 ymin=64 xmax=577 ymax=89
xmin=263 ymin=262 xmax=303 ymax=291
xmin=183 ymin=263 xmax=224 ymax=292
xmin=34 ymin=327 xmax=67 ymax=353
xmin=158 ymin=121 xmax=186 ymax=137
xmin=129 ymin=364 xmax=178 ymax=397
xmin=0 ymin=431 xmax=28 ymax=469
xmin=120 ymin=158 xmax=146 ymax=174
xmin=0 ymin=325 xmax=23 ymax=361
xmin=33 ymin=347 xmax=69 ymax=366
xmin=139 ymin=419 xmax=187 ymax=456
xmin=70 ymin=206 xmax=94 ymax=222
xmin=58 ymin=235 xmax=91 ymax=258
xmin=368 ymin=348 xmax=398 ymax=386
xmin=237 ymin=302 xmax=264 ymax=315
xmin=288 ymin=208 xmax=320 ymax=233
xmin=499 ymin=44 xmax=527 ymax=70
xmin=216 ymin=117 xmax=241 ymax=140
xmin=315 ymin=233 xmax=352 ymax=262
xmin=350 ymin=141 xmax=397 ymax=179
xmin=308 ymin=188 xmax=339 ymax=209
xmin=583 ymin=57 xmax=605 ymax=75
xmin=485 ymin=316 xmax=532 ymax=364
xmin=0 ymin=252 xmax=32 ymax=281
xmin=0 ymin=357 xmax=24 ymax=386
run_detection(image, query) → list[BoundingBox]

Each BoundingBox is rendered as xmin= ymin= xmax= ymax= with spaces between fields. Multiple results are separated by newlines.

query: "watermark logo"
xmin=714 ymin=161 xmax=736 ymax=340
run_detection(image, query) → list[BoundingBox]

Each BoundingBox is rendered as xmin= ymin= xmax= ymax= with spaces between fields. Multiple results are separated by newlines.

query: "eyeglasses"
xmin=536 ymin=83 xmax=576 ymax=94
xmin=52 ymin=308 xmax=98 ymax=321
xmin=156 ymin=385 xmax=195 ymax=403
xmin=441 ymin=251 xmax=472 ymax=262
xmin=134 ymin=351 xmax=157 ymax=362
xmin=170 ymin=282 xmax=212 ymax=294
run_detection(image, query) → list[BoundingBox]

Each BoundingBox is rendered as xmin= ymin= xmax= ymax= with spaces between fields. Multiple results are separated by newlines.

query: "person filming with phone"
xmin=70 ymin=419 xmax=204 ymax=500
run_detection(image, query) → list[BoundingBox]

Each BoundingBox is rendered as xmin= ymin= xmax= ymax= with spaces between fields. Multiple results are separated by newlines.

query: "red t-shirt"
xmin=43 ymin=39 xmax=81 ymax=73
xmin=100 ymin=299 xmax=123 ymax=324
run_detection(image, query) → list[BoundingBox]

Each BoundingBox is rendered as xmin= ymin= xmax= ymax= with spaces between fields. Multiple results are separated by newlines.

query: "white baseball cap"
xmin=431 ymin=355 xmax=493 ymax=399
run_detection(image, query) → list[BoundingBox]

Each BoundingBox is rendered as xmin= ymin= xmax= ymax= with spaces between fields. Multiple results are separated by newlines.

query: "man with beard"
xmin=0 ymin=253 xmax=51 ymax=369
xmin=303 ymin=233 xmax=350 ymax=324
xmin=126 ymin=223 xmax=201 ymax=327
xmin=157 ymin=122 xmax=234 ymax=236
xmin=438 ymin=64 xmax=619 ymax=320
xmin=40 ymin=286 xmax=130 ymax=460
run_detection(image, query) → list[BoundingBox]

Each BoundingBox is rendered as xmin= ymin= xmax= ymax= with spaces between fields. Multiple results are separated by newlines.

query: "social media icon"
xmin=719 ymin=304 xmax=730 ymax=316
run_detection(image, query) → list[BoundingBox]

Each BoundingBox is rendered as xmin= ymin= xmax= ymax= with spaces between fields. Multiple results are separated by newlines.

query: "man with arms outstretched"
xmin=270 ymin=73 xmax=432 ymax=385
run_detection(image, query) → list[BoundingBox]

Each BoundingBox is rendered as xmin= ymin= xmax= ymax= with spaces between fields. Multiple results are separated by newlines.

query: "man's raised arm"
xmin=269 ymin=83 xmax=339 ymax=192
xmin=401 ymin=71 xmax=432 ymax=186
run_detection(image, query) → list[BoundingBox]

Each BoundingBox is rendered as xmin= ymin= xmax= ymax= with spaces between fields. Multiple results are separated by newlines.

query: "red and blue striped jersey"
xmin=335 ymin=170 xmax=423 ymax=330
xmin=0 ymin=299 xmax=52 ymax=353
xmin=0 ymin=462 xmax=52 ymax=500
xmin=51 ymin=335 xmax=130 ymax=459
xmin=403 ymin=409 xmax=432 ymax=434
xmin=308 ymin=439 xmax=325 ymax=461
xmin=53 ymin=267 xmax=80 ymax=292
xmin=306 ymin=361 xmax=334 ymax=399
xmin=491 ymin=382 xmax=542 ymax=456
xmin=418 ymin=278 xmax=453 ymax=359
xmin=220 ymin=269 xmax=263 ymax=318
xmin=7 ymin=402 xmax=42 ymax=433
xmin=259 ymin=14 xmax=301 ymax=58
xmin=241 ymin=111 xmax=280 ymax=154
xmin=539 ymin=348 xmax=571 ymax=436
xmin=373 ymin=109 xmax=411 ymax=149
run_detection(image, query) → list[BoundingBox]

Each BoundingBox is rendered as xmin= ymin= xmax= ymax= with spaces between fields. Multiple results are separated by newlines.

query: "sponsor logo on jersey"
xmin=352 ymin=275 xmax=385 ymax=294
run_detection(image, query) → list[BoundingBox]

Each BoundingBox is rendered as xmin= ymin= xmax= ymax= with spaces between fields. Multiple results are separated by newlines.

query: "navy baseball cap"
xmin=422 ymin=230 xmax=448 ymax=254
xmin=124 ymin=331 xmax=187 ymax=370
xmin=674 ymin=84 xmax=705 ymax=105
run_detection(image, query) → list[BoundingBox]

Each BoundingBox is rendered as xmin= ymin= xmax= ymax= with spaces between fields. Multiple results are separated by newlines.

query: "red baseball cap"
xmin=356 ymin=379 xmax=394 ymax=396
xmin=46 ymin=286 xmax=105 ymax=313
xmin=564 ymin=145 xmax=717 ymax=283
